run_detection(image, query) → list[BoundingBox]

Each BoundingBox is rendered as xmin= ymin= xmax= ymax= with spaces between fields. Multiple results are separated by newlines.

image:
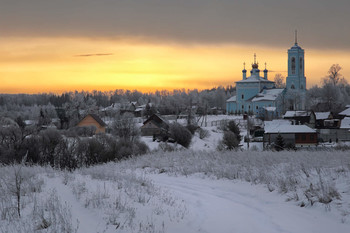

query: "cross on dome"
xmin=252 ymin=53 xmax=259 ymax=69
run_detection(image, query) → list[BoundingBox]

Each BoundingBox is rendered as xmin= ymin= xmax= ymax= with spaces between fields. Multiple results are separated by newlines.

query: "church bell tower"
xmin=286 ymin=31 xmax=306 ymax=110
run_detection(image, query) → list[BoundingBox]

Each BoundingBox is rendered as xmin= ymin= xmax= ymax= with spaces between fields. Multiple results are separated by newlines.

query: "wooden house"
xmin=283 ymin=110 xmax=316 ymax=128
xmin=264 ymin=124 xmax=317 ymax=148
xmin=314 ymin=112 xmax=333 ymax=128
xmin=140 ymin=114 xmax=169 ymax=136
xmin=77 ymin=114 xmax=106 ymax=134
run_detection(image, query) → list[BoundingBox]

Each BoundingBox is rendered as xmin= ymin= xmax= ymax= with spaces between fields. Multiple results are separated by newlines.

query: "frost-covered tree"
xmin=169 ymin=122 xmax=192 ymax=148
xmin=220 ymin=120 xmax=241 ymax=150
xmin=222 ymin=131 xmax=239 ymax=150
xmin=274 ymin=134 xmax=285 ymax=151
xmin=323 ymin=64 xmax=343 ymax=86
xmin=274 ymin=73 xmax=286 ymax=88
xmin=111 ymin=113 xmax=139 ymax=142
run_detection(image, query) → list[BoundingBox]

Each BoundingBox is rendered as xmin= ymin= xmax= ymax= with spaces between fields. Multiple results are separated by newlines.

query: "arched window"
xmin=241 ymin=94 xmax=244 ymax=99
xmin=291 ymin=57 xmax=296 ymax=74
xmin=291 ymin=84 xmax=295 ymax=89
xmin=300 ymin=57 xmax=303 ymax=70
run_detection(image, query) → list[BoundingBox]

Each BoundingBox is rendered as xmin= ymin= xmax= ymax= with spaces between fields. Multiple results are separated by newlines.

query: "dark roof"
xmin=87 ymin=113 xmax=106 ymax=127
xmin=143 ymin=114 xmax=169 ymax=127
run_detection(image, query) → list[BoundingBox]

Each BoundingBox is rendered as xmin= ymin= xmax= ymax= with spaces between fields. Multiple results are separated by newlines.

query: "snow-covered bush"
xmin=169 ymin=122 xmax=192 ymax=148
xmin=198 ymin=128 xmax=210 ymax=139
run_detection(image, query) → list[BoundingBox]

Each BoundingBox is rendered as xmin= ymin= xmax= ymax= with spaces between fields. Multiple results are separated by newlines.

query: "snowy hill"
xmin=1 ymin=150 xmax=350 ymax=233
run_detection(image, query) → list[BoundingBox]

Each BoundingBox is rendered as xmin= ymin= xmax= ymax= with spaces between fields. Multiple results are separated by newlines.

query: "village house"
xmin=283 ymin=110 xmax=316 ymax=128
xmin=140 ymin=114 xmax=169 ymax=137
xmin=314 ymin=112 xmax=333 ymax=128
xmin=77 ymin=113 xmax=106 ymax=134
xmin=264 ymin=124 xmax=317 ymax=149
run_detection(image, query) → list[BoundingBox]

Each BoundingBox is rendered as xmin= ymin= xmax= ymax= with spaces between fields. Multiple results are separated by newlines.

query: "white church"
xmin=226 ymin=34 xmax=306 ymax=118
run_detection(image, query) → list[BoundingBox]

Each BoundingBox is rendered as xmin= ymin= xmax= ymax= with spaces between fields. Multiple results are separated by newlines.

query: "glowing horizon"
xmin=1 ymin=37 xmax=349 ymax=94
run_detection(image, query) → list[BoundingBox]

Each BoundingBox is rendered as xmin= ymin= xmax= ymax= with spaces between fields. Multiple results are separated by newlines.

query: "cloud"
xmin=75 ymin=53 xmax=113 ymax=57
xmin=1 ymin=0 xmax=350 ymax=50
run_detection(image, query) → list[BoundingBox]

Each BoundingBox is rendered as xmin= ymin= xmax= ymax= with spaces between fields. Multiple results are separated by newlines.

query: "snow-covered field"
xmin=1 ymin=150 xmax=350 ymax=233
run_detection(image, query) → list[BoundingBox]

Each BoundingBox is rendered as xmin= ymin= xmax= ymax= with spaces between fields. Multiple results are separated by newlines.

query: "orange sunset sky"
xmin=1 ymin=1 xmax=349 ymax=94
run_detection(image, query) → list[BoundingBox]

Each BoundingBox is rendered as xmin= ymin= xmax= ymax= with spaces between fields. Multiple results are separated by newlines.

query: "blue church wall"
xmin=226 ymin=101 xmax=237 ymax=114
xmin=236 ymin=83 xmax=261 ymax=101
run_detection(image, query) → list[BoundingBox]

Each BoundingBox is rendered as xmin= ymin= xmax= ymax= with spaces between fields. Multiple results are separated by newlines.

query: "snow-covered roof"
xmin=236 ymin=75 xmax=274 ymax=83
xmin=283 ymin=111 xmax=312 ymax=118
xmin=339 ymin=107 xmax=350 ymax=116
xmin=340 ymin=117 xmax=350 ymax=129
xmin=315 ymin=112 xmax=331 ymax=120
xmin=226 ymin=96 xmax=236 ymax=102
xmin=265 ymin=124 xmax=316 ymax=134
xmin=252 ymin=88 xmax=284 ymax=102
xmin=263 ymin=106 xmax=276 ymax=112
xmin=101 ymin=103 xmax=121 ymax=112
xmin=24 ymin=120 xmax=37 ymax=126
xmin=264 ymin=119 xmax=291 ymax=131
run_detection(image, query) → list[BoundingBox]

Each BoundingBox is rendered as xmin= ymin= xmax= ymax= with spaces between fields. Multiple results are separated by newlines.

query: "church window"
xmin=291 ymin=84 xmax=295 ymax=89
xmin=256 ymin=106 xmax=258 ymax=110
xmin=241 ymin=94 xmax=244 ymax=99
xmin=300 ymin=57 xmax=303 ymax=70
xmin=249 ymin=105 xmax=251 ymax=109
xmin=242 ymin=105 xmax=244 ymax=109
xmin=291 ymin=57 xmax=296 ymax=74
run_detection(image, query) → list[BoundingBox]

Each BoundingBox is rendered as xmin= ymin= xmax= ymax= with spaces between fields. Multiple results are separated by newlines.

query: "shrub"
xmin=226 ymin=120 xmax=242 ymax=142
xmin=198 ymin=128 xmax=210 ymax=139
xmin=186 ymin=124 xmax=198 ymax=135
xmin=222 ymin=131 xmax=239 ymax=150
xmin=274 ymin=134 xmax=285 ymax=151
xmin=169 ymin=123 xmax=192 ymax=148
xmin=220 ymin=120 xmax=241 ymax=150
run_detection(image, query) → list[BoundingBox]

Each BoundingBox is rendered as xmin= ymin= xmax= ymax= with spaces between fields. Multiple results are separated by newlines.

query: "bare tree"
xmin=274 ymin=73 xmax=286 ymax=88
xmin=2 ymin=155 xmax=32 ymax=218
xmin=323 ymin=64 xmax=343 ymax=86
xmin=111 ymin=113 xmax=139 ymax=142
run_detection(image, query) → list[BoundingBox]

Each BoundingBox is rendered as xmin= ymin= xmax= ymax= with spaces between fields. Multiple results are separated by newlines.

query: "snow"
xmin=264 ymin=119 xmax=291 ymax=131
xmin=236 ymin=75 xmax=274 ymax=83
xmin=284 ymin=111 xmax=312 ymax=118
xmin=264 ymin=106 xmax=277 ymax=111
xmin=339 ymin=107 xmax=350 ymax=116
xmin=44 ymin=176 xmax=109 ymax=233
xmin=340 ymin=117 xmax=350 ymax=129
xmin=38 ymin=170 xmax=350 ymax=233
xmin=141 ymin=115 xmax=245 ymax=151
xmin=226 ymin=95 xmax=236 ymax=102
xmin=252 ymin=88 xmax=284 ymax=102
xmin=264 ymin=124 xmax=316 ymax=134
xmin=149 ymin=174 xmax=349 ymax=233
xmin=315 ymin=112 xmax=331 ymax=120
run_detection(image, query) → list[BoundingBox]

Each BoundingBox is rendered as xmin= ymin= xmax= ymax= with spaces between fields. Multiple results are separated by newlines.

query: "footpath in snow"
xmin=150 ymin=174 xmax=350 ymax=233
xmin=44 ymin=175 xmax=112 ymax=233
